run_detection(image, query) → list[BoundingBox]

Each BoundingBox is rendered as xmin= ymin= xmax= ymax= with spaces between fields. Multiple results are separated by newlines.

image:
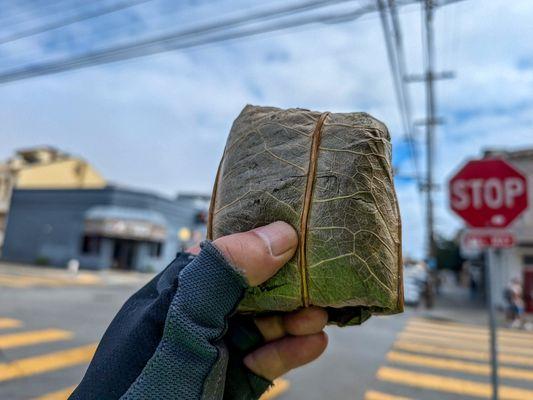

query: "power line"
xmin=0 ymin=0 xmax=154 ymax=45
xmin=0 ymin=0 xmax=383 ymax=84
xmin=376 ymin=2 xmax=409 ymax=148
xmin=388 ymin=0 xmax=420 ymax=183
xmin=0 ymin=0 xmax=102 ymax=29
xmin=0 ymin=0 xmax=464 ymax=85
xmin=377 ymin=0 xmax=422 ymax=190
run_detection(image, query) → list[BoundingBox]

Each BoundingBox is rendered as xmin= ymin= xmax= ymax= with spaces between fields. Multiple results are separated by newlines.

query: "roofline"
xmin=11 ymin=186 xmax=174 ymax=202
xmin=483 ymin=146 xmax=533 ymax=159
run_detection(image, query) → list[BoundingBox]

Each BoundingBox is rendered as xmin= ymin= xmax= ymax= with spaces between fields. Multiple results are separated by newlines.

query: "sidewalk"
xmin=421 ymin=281 xmax=489 ymax=326
xmin=415 ymin=279 xmax=533 ymax=329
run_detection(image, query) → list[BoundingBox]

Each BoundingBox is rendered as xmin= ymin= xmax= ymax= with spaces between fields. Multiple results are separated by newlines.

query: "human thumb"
xmin=212 ymin=221 xmax=298 ymax=286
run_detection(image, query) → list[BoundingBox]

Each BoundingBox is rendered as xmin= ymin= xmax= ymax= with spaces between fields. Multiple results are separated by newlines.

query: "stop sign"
xmin=449 ymin=158 xmax=528 ymax=228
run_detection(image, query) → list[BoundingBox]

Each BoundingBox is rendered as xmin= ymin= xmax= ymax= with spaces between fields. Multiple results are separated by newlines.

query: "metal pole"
xmin=420 ymin=0 xmax=438 ymax=308
xmin=486 ymin=248 xmax=499 ymax=400
xmin=424 ymin=0 xmax=436 ymax=261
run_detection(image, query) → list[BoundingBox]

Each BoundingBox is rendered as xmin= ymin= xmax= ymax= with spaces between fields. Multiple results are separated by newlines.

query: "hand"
xmin=211 ymin=221 xmax=329 ymax=381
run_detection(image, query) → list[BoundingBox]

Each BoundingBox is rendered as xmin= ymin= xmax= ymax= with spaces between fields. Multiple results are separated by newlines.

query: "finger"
xmin=213 ymin=221 xmax=298 ymax=286
xmin=186 ymin=246 xmax=201 ymax=255
xmin=254 ymin=307 xmax=328 ymax=341
xmin=283 ymin=307 xmax=328 ymax=336
xmin=254 ymin=315 xmax=285 ymax=342
xmin=243 ymin=332 xmax=328 ymax=380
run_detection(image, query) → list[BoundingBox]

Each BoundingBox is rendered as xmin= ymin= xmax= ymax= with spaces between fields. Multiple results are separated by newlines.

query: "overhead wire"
xmin=0 ymin=0 xmax=154 ymax=45
xmin=388 ymin=0 xmax=422 ymax=187
xmin=0 ymin=0 xmax=381 ymax=84
xmin=377 ymin=1 xmax=408 ymax=139
xmin=377 ymin=0 xmax=422 ymax=190
xmin=0 ymin=0 xmax=104 ymax=30
xmin=0 ymin=0 xmax=466 ymax=85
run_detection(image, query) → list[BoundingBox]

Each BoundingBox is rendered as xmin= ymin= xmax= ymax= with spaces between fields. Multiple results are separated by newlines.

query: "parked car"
xmin=403 ymin=263 xmax=427 ymax=307
xmin=403 ymin=274 xmax=422 ymax=306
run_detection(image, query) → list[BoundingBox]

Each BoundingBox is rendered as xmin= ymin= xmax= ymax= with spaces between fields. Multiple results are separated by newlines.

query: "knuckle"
xmin=249 ymin=230 xmax=273 ymax=256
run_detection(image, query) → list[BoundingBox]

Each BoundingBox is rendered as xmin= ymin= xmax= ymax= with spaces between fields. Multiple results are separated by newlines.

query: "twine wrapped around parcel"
xmin=207 ymin=105 xmax=403 ymax=326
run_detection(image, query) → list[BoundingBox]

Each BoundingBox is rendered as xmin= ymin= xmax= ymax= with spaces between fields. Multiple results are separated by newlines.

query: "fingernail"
xmin=254 ymin=221 xmax=297 ymax=257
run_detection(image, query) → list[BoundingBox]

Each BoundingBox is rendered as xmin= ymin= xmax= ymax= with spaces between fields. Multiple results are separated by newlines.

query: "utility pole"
xmin=424 ymin=0 xmax=437 ymax=264
xmin=405 ymin=0 xmax=454 ymax=264
xmin=402 ymin=0 xmax=455 ymax=308
xmin=382 ymin=0 xmax=457 ymax=270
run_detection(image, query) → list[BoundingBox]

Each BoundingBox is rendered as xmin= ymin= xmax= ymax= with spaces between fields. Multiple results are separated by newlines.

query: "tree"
xmin=435 ymin=235 xmax=463 ymax=271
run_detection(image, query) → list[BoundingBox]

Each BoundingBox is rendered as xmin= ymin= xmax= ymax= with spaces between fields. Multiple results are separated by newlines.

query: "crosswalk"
xmin=0 ymin=315 xmax=289 ymax=400
xmin=0 ymin=316 xmax=95 ymax=399
xmin=365 ymin=317 xmax=533 ymax=400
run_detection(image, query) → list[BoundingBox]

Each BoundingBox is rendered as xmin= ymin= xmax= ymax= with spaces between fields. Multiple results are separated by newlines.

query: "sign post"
xmin=486 ymin=248 xmax=499 ymax=400
xmin=450 ymin=158 xmax=529 ymax=400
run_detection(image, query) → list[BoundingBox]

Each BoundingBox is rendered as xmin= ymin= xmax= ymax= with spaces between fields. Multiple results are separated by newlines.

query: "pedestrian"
xmin=467 ymin=263 xmax=480 ymax=301
xmin=69 ymin=221 xmax=328 ymax=400
xmin=504 ymin=277 xmax=525 ymax=329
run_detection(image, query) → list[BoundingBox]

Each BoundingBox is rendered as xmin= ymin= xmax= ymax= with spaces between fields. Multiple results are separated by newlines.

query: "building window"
xmin=149 ymin=242 xmax=163 ymax=257
xmin=81 ymin=235 xmax=101 ymax=255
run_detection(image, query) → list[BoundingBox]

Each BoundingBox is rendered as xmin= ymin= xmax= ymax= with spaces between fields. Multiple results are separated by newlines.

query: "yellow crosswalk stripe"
xmin=0 ymin=343 xmax=97 ymax=382
xmin=0 ymin=329 xmax=73 ymax=349
xmin=398 ymin=332 xmax=533 ymax=356
xmin=71 ymin=273 xmax=102 ymax=285
xmin=364 ymin=389 xmax=413 ymax=400
xmin=0 ymin=275 xmax=65 ymax=288
xmin=405 ymin=325 xmax=533 ymax=345
xmin=377 ymin=366 xmax=533 ymax=399
xmin=412 ymin=318 xmax=533 ymax=339
xmin=32 ymin=385 xmax=76 ymax=400
xmin=0 ymin=273 xmax=101 ymax=288
xmin=387 ymin=351 xmax=533 ymax=381
xmin=394 ymin=340 xmax=533 ymax=367
xmin=259 ymin=378 xmax=290 ymax=400
xmin=0 ymin=275 xmax=33 ymax=288
xmin=0 ymin=318 xmax=22 ymax=329
xmin=407 ymin=322 xmax=533 ymax=342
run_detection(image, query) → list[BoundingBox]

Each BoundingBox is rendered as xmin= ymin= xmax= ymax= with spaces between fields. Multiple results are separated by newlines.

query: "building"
xmin=0 ymin=147 xmax=105 ymax=247
xmin=2 ymin=187 xmax=206 ymax=272
xmin=460 ymin=148 xmax=533 ymax=311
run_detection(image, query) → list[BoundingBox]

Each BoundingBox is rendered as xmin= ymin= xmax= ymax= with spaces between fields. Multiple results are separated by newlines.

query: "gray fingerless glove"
xmin=120 ymin=241 xmax=271 ymax=400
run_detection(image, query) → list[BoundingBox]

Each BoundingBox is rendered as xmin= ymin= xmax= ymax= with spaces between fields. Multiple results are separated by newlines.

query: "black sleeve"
xmin=69 ymin=252 xmax=193 ymax=399
xmin=69 ymin=243 xmax=271 ymax=400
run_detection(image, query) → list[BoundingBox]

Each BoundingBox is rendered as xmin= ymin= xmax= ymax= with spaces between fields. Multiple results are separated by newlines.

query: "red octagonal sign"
xmin=449 ymin=158 xmax=528 ymax=228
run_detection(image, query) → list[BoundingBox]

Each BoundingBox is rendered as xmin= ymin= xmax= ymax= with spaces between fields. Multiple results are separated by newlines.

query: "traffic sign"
xmin=449 ymin=158 xmax=528 ymax=228
xmin=461 ymin=230 xmax=516 ymax=250
xmin=449 ymin=157 xmax=529 ymax=400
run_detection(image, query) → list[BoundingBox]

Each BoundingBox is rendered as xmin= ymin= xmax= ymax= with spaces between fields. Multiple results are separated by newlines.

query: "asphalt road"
xmin=1 ymin=265 xmax=533 ymax=400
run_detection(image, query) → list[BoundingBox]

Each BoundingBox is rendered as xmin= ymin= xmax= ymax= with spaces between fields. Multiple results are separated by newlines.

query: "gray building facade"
xmin=2 ymin=187 xmax=205 ymax=272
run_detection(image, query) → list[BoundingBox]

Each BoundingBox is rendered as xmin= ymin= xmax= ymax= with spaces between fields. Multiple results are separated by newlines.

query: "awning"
xmin=84 ymin=206 xmax=167 ymax=241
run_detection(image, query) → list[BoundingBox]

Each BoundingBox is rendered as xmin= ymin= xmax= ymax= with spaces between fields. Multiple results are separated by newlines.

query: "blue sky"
xmin=1 ymin=0 xmax=532 ymax=258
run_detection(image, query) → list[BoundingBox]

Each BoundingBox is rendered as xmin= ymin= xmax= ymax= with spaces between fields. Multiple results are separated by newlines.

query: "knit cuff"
xmin=120 ymin=240 xmax=248 ymax=400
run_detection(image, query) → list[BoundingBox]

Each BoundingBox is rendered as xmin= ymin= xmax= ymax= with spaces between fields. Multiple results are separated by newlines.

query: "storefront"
xmin=2 ymin=187 xmax=207 ymax=271
xmin=82 ymin=206 xmax=168 ymax=271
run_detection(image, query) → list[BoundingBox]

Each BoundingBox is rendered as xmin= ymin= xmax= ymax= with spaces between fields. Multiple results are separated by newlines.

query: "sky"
xmin=1 ymin=0 xmax=532 ymax=258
